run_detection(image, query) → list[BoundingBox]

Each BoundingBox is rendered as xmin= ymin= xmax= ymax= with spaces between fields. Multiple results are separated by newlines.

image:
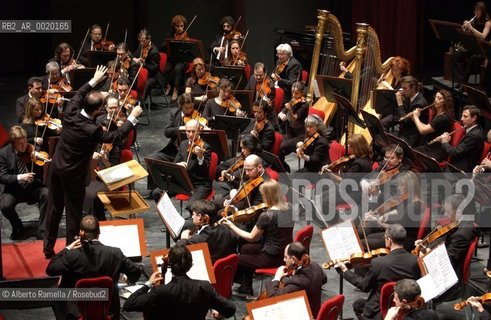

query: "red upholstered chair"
xmin=417 ymin=206 xmax=431 ymax=240
xmin=135 ymin=67 xmax=151 ymax=125
xmin=213 ymin=254 xmax=239 ymax=299
xmin=438 ymin=121 xmax=465 ymax=168
xmin=317 ymin=294 xmax=345 ymax=320
xmin=479 ymin=141 xmax=491 ymax=163
xmin=265 ymin=167 xmax=279 ymax=181
xmin=0 ymin=123 xmax=9 ymax=148
xmin=175 ymin=152 xmax=218 ymax=213
xmin=75 ymin=276 xmax=113 ymax=320
xmin=329 ymin=140 xmax=347 ymax=163
xmin=309 ymin=107 xmax=325 ymax=121
xmin=379 ymin=281 xmax=397 ymax=318
xmin=158 ymin=52 xmax=167 ymax=74
xmin=272 ymin=132 xmax=283 ymax=156
xmin=274 ymin=87 xmax=285 ymax=115
xmin=301 ymin=70 xmax=308 ymax=83
xmin=245 ymin=64 xmax=251 ymax=81
xmin=463 ymin=236 xmax=479 ymax=286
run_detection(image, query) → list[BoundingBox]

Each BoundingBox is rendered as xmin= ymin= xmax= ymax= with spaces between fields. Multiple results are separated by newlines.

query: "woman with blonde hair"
xmin=221 ymin=179 xmax=293 ymax=295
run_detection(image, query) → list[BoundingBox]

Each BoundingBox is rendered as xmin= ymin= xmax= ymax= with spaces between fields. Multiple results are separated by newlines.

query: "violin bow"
xmin=224 ymin=75 xmax=243 ymax=116
xmin=374 ymin=144 xmax=399 ymax=182
xmin=185 ymin=120 xmax=202 ymax=167
xmin=74 ymin=28 xmax=90 ymax=65
xmin=102 ymin=22 xmax=110 ymax=50
xmin=181 ymin=14 xmax=198 ymax=40
xmin=233 ymin=29 xmax=249 ymax=66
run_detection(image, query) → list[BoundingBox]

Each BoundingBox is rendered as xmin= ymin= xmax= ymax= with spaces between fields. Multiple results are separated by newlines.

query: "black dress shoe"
xmin=10 ymin=225 xmax=24 ymax=240
xmin=44 ymin=250 xmax=55 ymax=259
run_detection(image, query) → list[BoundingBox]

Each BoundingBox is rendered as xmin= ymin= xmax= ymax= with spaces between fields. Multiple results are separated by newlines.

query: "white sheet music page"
xmin=321 ymin=220 xmax=363 ymax=261
xmin=416 ymin=243 xmax=458 ymax=302
xmin=156 ymin=192 xmax=185 ymax=238
xmin=99 ymin=224 xmax=141 ymax=257
xmin=100 ymin=163 xmax=133 ymax=184
xmin=160 ymin=250 xmax=211 ymax=284
xmin=251 ymin=295 xmax=311 ymax=320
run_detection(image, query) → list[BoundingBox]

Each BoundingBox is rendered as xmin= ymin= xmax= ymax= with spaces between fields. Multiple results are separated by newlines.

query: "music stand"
xmin=386 ymin=133 xmax=437 ymax=172
xmin=462 ymin=84 xmax=491 ymax=121
xmin=373 ymin=89 xmax=397 ymax=117
xmin=166 ymin=39 xmax=205 ymax=63
xmin=333 ymin=92 xmax=366 ymax=154
xmin=429 ymin=19 xmax=463 ymax=89
xmin=214 ymin=66 xmax=248 ymax=89
xmin=86 ymin=51 xmax=117 ymax=67
xmin=214 ymin=115 xmax=253 ymax=155
xmin=361 ymin=110 xmax=390 ymax=148
xmin=178 ymin=129 xmax=230 ymax=162
xmin=233 ymin=90 xmax=254 ymax=116
xmin=315 ymin=75 xmax=353 ymax=99
xmin=457 ymin=29 xmax=482 ymax=56
xmin=262 ymin=150 xmax=291 ymax=186
xmin=69 ymin=68 xmax=96 ymax=90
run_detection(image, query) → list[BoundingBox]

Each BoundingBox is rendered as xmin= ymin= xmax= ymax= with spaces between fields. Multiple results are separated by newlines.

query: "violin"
xmin=319 ymin=155 xmax=356 ymax=174
xmin=368 ymin=165 xmax=401 ymax=196
xmin=141 ymin=46 xmax=150 ymax=60
xmin=183 ymin=110 xmax=208 ymax=127
xmin=322 ymin=248 xmax=390 ymax=269
xmin=273 ymin=61 xmax=287 ymax=77
xmin=197 ymin=72 xmax=220 ymax=89
xmin=226 ymin=175 xmax=264 ymax=207
xmin=187 ymin=138 xmax=205 ymax=155
xmin=34 ymin=115 xmax=63 ymax=130
xmin=19 ymin=144 xmax=50 ymax=167
xmin=454 ymin=293 xmax=491 ymax=311
xmin=93 ymin=39 xmax=114 ymax=51
xmin=219 ymin=158 xmax=244 ymax=182
xmin=368 ymin=192 xmax=409 ymax=218
xmin=251 ymin=119 xmax=267 ymax=138
xmin=175 ymin=31 xmax=190 ymax=40
xmin=412 ymin=220 xmax=459 ymax=256
xmin=220 ymin=202 xmax=268 ymax=224
xmin=255 ymin=78 xmax=272 ymax=99
xmin=220 ymin=96 xmax=242 ymax=113
xmin=296 ymin=133 xmax=319 ymax=158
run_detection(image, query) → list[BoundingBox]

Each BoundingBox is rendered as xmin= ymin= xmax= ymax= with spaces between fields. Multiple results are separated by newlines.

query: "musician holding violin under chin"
xmin=202 ymin=78 xmax=245 ymax=125
xmin=78 ymin=24 xmax=115 ymax=66
xmin=242 ymin=99 xmax=275 ymax=152
xmin=185 ymin=57 xmax=214 ymax=104
xmin=16 ymin=77 xmax=43 ymax=124
xmin=384 ymin=279 xmax=438 ymax=320
xmin=21 ymin=97 xmax=61 ymax=152
xmin=271 ymin=43 xmax=302 ymax=104
xmin=0 ymin=126 xmax=48 ymax=240
xmin=245 ymin=62 xmax=276 ymax=107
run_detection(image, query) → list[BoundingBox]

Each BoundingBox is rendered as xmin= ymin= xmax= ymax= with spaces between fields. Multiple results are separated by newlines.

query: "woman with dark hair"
xmin=124 ymin=244 xmax=236 ymax=320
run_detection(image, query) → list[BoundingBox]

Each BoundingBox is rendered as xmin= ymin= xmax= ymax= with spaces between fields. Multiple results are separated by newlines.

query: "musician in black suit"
xmin=337 ymin=224 xmax=421 ymax=320
xmin=77 ymin=24 xmax=115 ymax=66
xmin=46 ymin=215 xmax=142 ymax=320
xmin=242 ymin=99 xmax=275 ymax=152
xmin=131 ymin=29 xmax=162 ymax=101
xmin=0 ymin=126 xmax=48 ymax=239
xmin=271 ymin=43 xmax=302 ymax=104
xmin=123 ymin=244 xmax=236 ymax=320
xmin=209 ymin=16 xmax=235 ymax=70
xmin=43 ymin=66 xmax=142 ymax=259
xmin=16 ymin=77 xmax=43 ymax=124
xmin=437 ymin=105 xmax=484 ymax=173
xmin=245 ymin=62 xmax=276 ymax=105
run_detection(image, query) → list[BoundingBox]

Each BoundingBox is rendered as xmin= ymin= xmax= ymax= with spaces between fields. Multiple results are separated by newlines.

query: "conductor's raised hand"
xmin=93 ymin=65 xmax=108 ymax=84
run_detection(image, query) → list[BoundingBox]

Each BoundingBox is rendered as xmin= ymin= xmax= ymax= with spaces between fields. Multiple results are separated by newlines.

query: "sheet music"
xmin=417 ymin=243 xmax=458 ymax=302
xmin=99 ymin=163 xmax=133 ymax=184
xmin=321 ymin=220 xmax=363 ymax=261
xmin=157 ymin=192 xmax=185 ymax=238
xmin=159 ymin=249 xmax=211 ymax=284
xmin=251 ymin=296 xmax=311 ymax=320
xmin=99 ymin=224 xmax=141 ymax=257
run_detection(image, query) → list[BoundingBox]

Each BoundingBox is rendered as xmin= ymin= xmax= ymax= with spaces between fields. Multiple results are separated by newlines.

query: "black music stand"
xmin=429 ymin=19 xmax=463 ymax=89
xmin=178 ymin=129 xmax=230 ymax=162
xmin=232 ymin=90 xmax=254 ymax=116
xmin=69 ymin=68 xmax=96 ymax=91
xmin=86 ymin=51 xmax=117 ymax=68
xmin=373 ymin=89 xmax=397 ymax=117
xmin=462 ymin=84 xmax=491 ymax=121
xmin=214 ymin=115 xmax=253 ymax=155
xmin=214 ymin=66 xmax=248 ymax=89
xmin=316 ymin=75 xmax=353 ymax=99
xmin=333 ymin=93 xmax=366 ymax=154
xmin=144 ymin=157 xmax=194 ymax=248
xmin=166 ymin=39 xmax=205 ymax=63
xmin=361 ymin=110 xmax=390 ymax=148
xmin=262 ymin=150 xmax=291 ymax=186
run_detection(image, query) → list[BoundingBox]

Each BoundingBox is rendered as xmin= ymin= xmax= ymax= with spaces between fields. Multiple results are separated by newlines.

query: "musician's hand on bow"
xmin=236 ymin=109 xmax=246 ymax=117
xmin=92 ymin=65 xmax=108 ymax=84
xmin=271 ymin=73 xmax=280 ymax=81
xmin=364 ymin=211 xmax=377 ymax=222
xmin=177 ymin=161 xmax=187 ymax=167
xmin=19 ymin=172 xmax=35 ymax=184
xmin=34 ymin=137 xmax=43 ymax=146
xmin=92 ymin=152 xmax=102 ymax=160
xmin=440 ymin=132 xmax=451 ymax=144
xmin=278 ymin=112 xmax=287 ymax=121
xmin=296 ymin=147 xmax=304 ymax=158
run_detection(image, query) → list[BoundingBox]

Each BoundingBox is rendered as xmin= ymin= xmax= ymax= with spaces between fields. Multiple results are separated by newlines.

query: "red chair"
xmin=450 ymin=121 xmax=465 ymax=146
xmin=463 ymin=236 xmax=479 ymax=286
xmin=272 ymin=132 xmax=283 ymax=156
xmin=175 ymin=152 xmax=218 ymax=213
xmin=479 ymin=141 xmax=491 ymax=163
xmin=245 ymin=64 xmax=251 ymax=81
xmin=309 ymin=107 xmax=325 ymax=121
xmin=317 ymin=294 xmax=345 ymax=320
xmin=265 ymin=167 xmax=279 ymax=181
xmin=158 ymin=52 xmax=167 ymax=74
xmin=135 ymin=67 xmax=151 ymax=125
xmin=417 ymin=206 xmax=431 ymax=240
xmin=379 ymin=281 xmax=397 ymax=318
xmin=329 ymin=140 xmax=347 ymax=163
xmin=301 ymin=70 xmax=308 ymax=83
xmin=75 ymin=276 xmax=113 ymax=320
xmin=213 ymin=254 xmax=239 ymax=299
xmin=0 ymin=123 xmax=9 ymax=148
xmin=274 ymin=87 xmax=285 ymax=115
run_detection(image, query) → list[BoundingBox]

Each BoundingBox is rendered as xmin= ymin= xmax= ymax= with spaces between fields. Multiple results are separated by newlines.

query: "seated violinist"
xmin=220 ymin=179 xmax=293 ymax=296
xmin=185 ymin=57 xmax=215 ymax=105
xmin=220 ymin=39 xmax=247 ymax=66
xmin=41 ymin=61 xmax=71 ymax=118
xmin=264 ymin=242 xmax=327 ymax=317
xmin=0 ymin=126 xmax=48 ymax=240
xmin=150 ymin=119 xmax=212 ymax=213
xmin=242 ymin=99 xmax=275 ymax=152
xmin=415 ymin=193 xmax=478 ymax=303
xmin=115 ymin=43 xmax=135 ymax=82
xmin=245 ymin=62 xmax=276 ymax=106
xmin=132 ymin=29 xmax=162 ymax=102
xmin=78 ymin=24 xmax=115 ymax=66
xmin=271 ymin=43 xmax=302 ymax=104
xmin=336 ymin=224 xmax=421 ymax=320
xmin=202 ymin=78 xmax=245 ymax=125
xmin=16 ymin=76 xmax=43 ymax=124
xmin=21 ymin=97 xmax=61 ymax=151
xmin=52 ymin=42 xmax=84 ymax=78
xmin=384 ymin=279 xmax=438 ymax=320
xmin=176 ymin=199 xmax=237 ymax=263
xmin=460 ymin=296 xmax=491 ymax=320
xmin=162 ymin=14 xmax=192 ymax=101
xmin=96 ymin=60 xmax=121 ymax=92
xmin=116 ymin=76 xmax=139 ymax=113
xmin=210 ymin=16 xmax=236 ymax=69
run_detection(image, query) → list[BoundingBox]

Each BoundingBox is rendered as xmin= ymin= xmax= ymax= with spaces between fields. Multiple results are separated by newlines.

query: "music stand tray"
xmin=69 ymin=68 xmax=96 ymax=91
xmin=166 ymin=39 xmax=205 ymax=63
xmin=86 ymin=51 xmax=117 ymax=68
xmin=373 ymin=89 xmax=397 ymax=116
xmin=316 ymin=75 xmax=353 ymax=100
xmin=386 ymin=133 xmax=441 ymax=172
xmin=144 ymin=157 xmax=194 ymax=196
xmin=214 ymin=115 xmax=253 ymax=139
xmin=333 ymin=93 xmax=365 ymax=128
xmin=96 ymin=160 xmax=149 ymax=217
xmin=361 ymin=110 xmax=389 ymax=147
xmin=178 ymin=129 xmax=230 ymax=162
xmin=428 ymin=19 xmax=462 ymax=43
xmin=214 ymin=66 xmax=248 ymax=89
xmin=462 ymin=84 xmax=491 ymax=121
xmin=457 ymin=29 xmax=482 ymax=55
